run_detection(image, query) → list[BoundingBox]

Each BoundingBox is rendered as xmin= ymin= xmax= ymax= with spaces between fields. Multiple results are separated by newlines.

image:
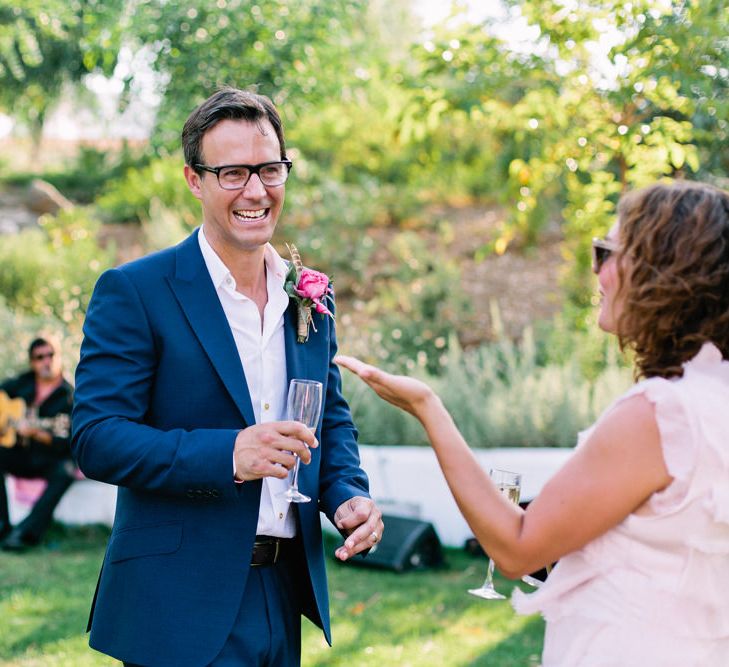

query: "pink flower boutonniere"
xmin=284 ymin=243 xmax=334 ymax=343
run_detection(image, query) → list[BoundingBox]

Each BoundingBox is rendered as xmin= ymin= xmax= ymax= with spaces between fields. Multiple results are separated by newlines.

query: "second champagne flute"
xmin=279 ymin=379 xmax=322 ymax=503
xmin=468 ymin=468 xmax=522 ymax=600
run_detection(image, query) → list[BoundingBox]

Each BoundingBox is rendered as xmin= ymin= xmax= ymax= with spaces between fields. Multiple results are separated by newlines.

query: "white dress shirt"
xmin=198 ymin=227 xmax=296 ymax=537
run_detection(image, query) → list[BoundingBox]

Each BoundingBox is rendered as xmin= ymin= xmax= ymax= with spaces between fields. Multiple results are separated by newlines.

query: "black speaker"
xmin=347 ymin=514 xmax=444 ymax=572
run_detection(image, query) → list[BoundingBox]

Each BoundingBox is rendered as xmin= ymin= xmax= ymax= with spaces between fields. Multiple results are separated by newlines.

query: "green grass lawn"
xmin=0 ymin=525 xmax=544 ymax=666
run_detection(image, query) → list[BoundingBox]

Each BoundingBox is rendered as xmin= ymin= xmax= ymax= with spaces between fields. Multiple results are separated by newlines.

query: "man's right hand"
xmin=233 ymin=421 xmax=318 ymax=482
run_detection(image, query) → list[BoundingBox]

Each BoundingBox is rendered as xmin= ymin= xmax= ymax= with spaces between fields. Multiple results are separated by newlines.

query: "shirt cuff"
xmin=233 ymin=452 xmax=244 ymax=484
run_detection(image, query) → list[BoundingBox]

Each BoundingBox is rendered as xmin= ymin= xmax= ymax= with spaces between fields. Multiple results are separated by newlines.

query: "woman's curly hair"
xmin=616 ymin=180 xmax=729 ymax=379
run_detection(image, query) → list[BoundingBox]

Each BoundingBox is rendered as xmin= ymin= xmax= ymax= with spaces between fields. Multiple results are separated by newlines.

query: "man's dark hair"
xmin=28 ymin=337 xmax=51 ymax=357
xmin=182 ymin=87 xmax=286 ymax=171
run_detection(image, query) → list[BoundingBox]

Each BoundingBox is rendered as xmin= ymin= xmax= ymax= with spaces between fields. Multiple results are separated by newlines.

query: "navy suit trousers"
xmin=124 ymin=552 xmax=303 ymax=667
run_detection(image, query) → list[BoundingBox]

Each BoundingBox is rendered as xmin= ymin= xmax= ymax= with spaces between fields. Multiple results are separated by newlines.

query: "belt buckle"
xmin=251 ymin=537 xmax=281 ymax=567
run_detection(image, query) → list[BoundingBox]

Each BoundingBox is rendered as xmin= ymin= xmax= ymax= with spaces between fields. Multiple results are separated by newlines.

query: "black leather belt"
xmin=250 ymin=536 xmax=295 ymax=567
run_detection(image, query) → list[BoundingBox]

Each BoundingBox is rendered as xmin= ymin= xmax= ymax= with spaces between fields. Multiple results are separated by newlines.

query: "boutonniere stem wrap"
xmin=284 ymin=243 xmax=334 ymax=343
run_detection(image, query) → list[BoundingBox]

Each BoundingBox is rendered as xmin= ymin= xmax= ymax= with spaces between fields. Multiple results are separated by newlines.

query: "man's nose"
xmin=241 ymin=173 xmax=268 ymax=198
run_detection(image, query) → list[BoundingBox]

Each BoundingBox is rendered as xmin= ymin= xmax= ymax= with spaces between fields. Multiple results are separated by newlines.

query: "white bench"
xmin=7 ymin=476 xmax=117 ymax=527
xmin=8 ymin=446 xmax=573 ymax=547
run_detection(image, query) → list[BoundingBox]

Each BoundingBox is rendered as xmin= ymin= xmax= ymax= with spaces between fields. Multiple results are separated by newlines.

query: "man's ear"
xmin=184 ymin=164 xmax=203 ymax=200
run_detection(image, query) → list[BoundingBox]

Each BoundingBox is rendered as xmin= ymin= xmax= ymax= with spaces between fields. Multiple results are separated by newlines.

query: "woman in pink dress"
xmin=336 ymin=180 xmax=729 ymax=666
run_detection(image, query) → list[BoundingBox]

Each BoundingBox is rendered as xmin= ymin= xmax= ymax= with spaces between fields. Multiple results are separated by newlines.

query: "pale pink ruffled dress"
xmin=513 ymin=342 xmax=729 ymax=666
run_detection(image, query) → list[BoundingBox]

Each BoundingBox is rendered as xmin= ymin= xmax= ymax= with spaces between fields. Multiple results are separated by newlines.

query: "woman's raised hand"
xmin=334 ymin=355 xmax=436 ymax=417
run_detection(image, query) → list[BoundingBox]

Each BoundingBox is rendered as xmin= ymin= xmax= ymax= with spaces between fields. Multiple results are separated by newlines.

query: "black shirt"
xmin=1 ymin=371 xmax=73 ymax=457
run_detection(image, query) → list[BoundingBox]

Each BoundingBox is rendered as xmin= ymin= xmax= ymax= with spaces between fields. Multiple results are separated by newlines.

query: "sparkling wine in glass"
xmin=468 ymin=468 xmax=522 ymax=600
xmin=279 ymin=379 xmax=322 ymax=503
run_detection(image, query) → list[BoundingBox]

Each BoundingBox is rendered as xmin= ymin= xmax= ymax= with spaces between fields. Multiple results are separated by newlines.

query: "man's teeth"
xmin=233 ymin=209 xmax=266 ymax=220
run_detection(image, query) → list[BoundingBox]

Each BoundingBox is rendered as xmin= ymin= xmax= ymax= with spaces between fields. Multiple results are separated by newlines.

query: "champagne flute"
xmin=278 ymin=379 xmax=322 ymax=503
xmin=468 ymin=468 xmax=522 ymax=600
xmin=522 ymin=564 xmax=553 ymax=588
xmin=519 ymin=478 xmax=543 ymax=588
xmin=521 ymin=573 xmax=543 ymax=587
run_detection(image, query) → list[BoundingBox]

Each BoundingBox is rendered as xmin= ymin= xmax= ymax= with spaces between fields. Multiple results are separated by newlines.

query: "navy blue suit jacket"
xmin=72 ymin=229 xmax=369 ymax=667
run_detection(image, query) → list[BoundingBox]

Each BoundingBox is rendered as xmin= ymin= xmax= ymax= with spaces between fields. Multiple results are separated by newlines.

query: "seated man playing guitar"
xmin=0 ymin=336 xmax=73 ymax=551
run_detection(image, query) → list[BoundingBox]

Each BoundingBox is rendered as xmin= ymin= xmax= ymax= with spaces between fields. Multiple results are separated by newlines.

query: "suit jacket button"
xmin=186 ymin=490 xmax=195 ymax=499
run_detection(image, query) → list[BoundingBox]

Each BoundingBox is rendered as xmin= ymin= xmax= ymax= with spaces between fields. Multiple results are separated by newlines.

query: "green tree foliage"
xmin=406 ymin=0 xmax=728 ymax=322
xmin=96 ymin=154 xmax=198 ymax=224
xmin=124 ymin=0 xmax=388 ymax=151
xmin=1 ymin=0 xmax=727 ymax=384
xmin=513 ymin=0 xmax=729 ymax=178
xmin=0 ymin=0 xmax=125 ymax=142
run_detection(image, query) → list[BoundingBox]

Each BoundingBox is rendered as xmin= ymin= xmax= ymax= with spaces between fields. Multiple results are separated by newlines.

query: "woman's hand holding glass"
xmin=468 ymin=469 xmax=522 ymax=600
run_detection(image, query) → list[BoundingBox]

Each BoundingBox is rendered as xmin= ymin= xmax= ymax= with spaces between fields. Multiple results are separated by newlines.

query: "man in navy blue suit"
xmin=72 ymin=87 xmax=384 ymax=667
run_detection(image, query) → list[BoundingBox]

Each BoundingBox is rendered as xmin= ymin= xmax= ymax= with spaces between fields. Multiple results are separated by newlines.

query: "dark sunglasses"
xmin=592 ymin=237 xmax=619 ymax=273
xmin=31 ymin=351 xmax=55 ymax=361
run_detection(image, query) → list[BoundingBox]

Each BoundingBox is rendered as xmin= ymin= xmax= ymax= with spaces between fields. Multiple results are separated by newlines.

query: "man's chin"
xmin=231 ymin=227 xmax=277 ymax=252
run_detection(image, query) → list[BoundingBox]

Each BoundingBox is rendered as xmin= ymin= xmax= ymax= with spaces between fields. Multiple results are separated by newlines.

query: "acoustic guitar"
xmin=0 ymin=391 xmax=71 ymax=448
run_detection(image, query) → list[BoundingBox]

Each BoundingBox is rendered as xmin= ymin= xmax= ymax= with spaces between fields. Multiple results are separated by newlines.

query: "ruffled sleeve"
xmin=514 ymin=345 xmax=729 ymax=641
xmin=697 ymin=486 xmax=729 ymax=554
xmin=620 ymin=377 xmax=695 ymax=513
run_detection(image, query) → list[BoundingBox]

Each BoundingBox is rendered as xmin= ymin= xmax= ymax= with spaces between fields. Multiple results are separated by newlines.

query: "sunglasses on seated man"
xmin=30 ymin=351 xmax=55 ymax=362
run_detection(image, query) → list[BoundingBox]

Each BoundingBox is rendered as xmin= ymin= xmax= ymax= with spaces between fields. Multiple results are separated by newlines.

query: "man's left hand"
xmin=333 ymin=496 xmax=384 ymax=561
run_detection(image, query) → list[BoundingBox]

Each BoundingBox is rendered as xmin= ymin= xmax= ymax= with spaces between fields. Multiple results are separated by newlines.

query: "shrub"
xmin=281 ymin=173 xmax=380 ymax=280
xmin=45 ymin=146 xmax=138 ymax=203
xmin=343 ymin=327 xmax=633 ymax=447
xmin=140 ymin=198 xmax=192 ymax=252
xmin=96 ymin=154 xmax=199 ymax=225
xmin=0 ymin=297 xmax=76 ymax=378
xmin=3 ymin=145 xmax=147 ymax=204
xmin=359 ymin=231 xmax=467 ymax=374
xmin=0 ymin=206 xmax=114 ymax=333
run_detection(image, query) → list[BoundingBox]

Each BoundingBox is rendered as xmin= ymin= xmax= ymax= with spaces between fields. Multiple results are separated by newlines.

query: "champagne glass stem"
xmin=468 ymin=468 xmax=521 ymax=600
xmin=522 ymin=562 xmax=553 ymax=588
xmin=468 ymin=556 xmax=505 ymax=599
xmin=290 ymin=455 xmax=302 ymax=491
xmin=521 ymin=574 xmax=542 ymax=588
xmin=485 ymin=557 xmax=496 ymax=588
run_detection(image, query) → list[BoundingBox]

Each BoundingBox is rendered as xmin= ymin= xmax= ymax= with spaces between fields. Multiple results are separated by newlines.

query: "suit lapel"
xmin=166 ymin=230 xmax=256 ymax=427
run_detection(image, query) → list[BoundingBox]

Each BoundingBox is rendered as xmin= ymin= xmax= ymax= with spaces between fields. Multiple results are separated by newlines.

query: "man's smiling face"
xmin=185 ymin=118 xmax=285 ymax=261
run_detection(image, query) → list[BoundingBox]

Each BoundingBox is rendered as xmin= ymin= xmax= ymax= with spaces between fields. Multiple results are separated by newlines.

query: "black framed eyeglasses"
xmin=592 ymin=237 xmax=619 ymax=273
xmin=195 ymin=160 xmax=293 ymax=190
xmin=31 ymin=351 xmax=55 ymax=361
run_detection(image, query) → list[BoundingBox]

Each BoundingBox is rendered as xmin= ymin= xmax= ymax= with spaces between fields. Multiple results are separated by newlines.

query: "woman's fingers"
xmin=335 ymin=355 xmax=385 ymax=383
xmin=335 ymin=355 xmax=430 ymax=415
xmin=334 ymin=355 xmax=367 ymax=376
xmin=336 ymin=355 xmax=389 ymax=392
